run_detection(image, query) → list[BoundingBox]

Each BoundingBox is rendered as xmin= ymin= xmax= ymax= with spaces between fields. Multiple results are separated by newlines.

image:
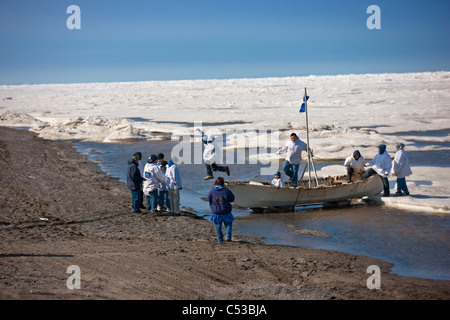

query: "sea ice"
xmin=1 ymin=71 xmax=449 ymax=213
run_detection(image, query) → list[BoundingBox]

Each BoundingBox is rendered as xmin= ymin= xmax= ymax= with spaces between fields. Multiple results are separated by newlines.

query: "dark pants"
xmin=396 ymin=177 xmax=409 ymax=194
xmin=346 ymin=167 xmax=354 ymax=183
xmin=283 ymin=160 xmax=300 ymax=187
xmin=140 ymin=189 xmax=145 ymax=208
xmin=205 ymin=162 xmax=226 ymax=176
xmin=146 ymin=189 xmax=159 ymax=212
xmin=131 ymin=190 xmax=142 ymax=213
xmin=158 ymin=190 xmax=171 ymax=210
xmin=362 ymin=168 xmax=390 ymax=196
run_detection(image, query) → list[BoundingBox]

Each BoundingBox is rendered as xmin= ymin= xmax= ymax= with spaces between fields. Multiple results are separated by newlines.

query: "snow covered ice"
xmin=1 ymin=71 xmax=449 ymax=213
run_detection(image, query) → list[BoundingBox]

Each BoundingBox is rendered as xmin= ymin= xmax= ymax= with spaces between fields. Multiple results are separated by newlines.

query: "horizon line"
xmin=1 ymin=70 xmax=449 ymax=87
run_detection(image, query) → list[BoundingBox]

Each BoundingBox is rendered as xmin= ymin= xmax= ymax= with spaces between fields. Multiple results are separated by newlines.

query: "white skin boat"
xmin=225 ymin=89 xmax=385 ymax=210
xmin=226 ymin=174 xmax=383 ymax=209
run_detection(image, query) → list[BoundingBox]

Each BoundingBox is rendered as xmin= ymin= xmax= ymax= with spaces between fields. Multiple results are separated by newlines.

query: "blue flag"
xmin=299 ymin=95 xmax=309 ymax=113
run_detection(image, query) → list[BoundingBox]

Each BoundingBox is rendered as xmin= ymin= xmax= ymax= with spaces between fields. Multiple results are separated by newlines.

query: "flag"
xmin=299 ymin=95 xmax=309 ymax=113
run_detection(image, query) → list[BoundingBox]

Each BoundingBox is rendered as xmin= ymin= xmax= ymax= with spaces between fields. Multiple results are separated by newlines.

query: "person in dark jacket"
xmin=127 ymin=153 xmax=145 ymax=214
xmin=135 ymin=151 xmax=146 ymax=209
xmin=207 ymin=177 xmax=235 ymax=243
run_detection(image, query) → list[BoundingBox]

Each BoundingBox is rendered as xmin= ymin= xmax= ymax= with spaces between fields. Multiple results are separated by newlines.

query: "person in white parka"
xmin=271 ymin=171 xmax=285 ymax=188
xmin=165 ymin=160 xmax=183 ymax=216
xmin=362 ymin=144 xmax=392 ymax=197
xmin=197 ymin=129 xmax=230 ymax=180
xmin=392 ymin=143 xmax=412 ymax=196
xmin=344 ymin=150 xmax=365 ymax=183
xmin=143 ymin=154 xmax=166 ymax=213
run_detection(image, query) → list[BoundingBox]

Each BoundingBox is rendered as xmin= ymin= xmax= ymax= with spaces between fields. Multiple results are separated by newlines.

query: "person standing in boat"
xmin=208 ymin=177 xmax=235 ymax=243
xmin=276 ymin=133 xmax=309 ymax=187
xmin=362 ymin=144 xmax=392 ymax=197
xmin=344 ymin=150 xmax=365 ymax=183
xmin=392 ymin=142 xmax=412 ymax=196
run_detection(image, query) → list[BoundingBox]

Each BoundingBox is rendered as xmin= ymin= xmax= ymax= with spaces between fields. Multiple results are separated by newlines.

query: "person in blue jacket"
xmin=126 ymin=153 xmax=145 ymax=214
xmin=208 ymin=177 xmax=235 ymax=243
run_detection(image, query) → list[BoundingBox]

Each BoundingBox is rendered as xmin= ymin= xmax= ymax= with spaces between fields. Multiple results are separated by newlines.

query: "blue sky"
xmin=0 ymin=0 xmax=449 ymax=84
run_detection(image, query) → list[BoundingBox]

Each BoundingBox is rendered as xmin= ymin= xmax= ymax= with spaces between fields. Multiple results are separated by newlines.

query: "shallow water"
xmin=235 ymin=206 xmax=450 ymax=280
xmin=74 ymin=140 xmax=450 ymax=280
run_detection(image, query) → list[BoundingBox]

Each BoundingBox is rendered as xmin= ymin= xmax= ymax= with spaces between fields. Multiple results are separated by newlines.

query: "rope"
xmin=183 ymin=173 xmax=260 ymax=198
xmin=293 ymin=185 xmax=303 ymax=207
xmin=265 ymin=183 xmax=288 ymax=208
xmin=181 ymin=187 xmax=207 ymax=197
xmin=349 ymin=177 xmax=362 ymax=203
xmin=232 ymin=174 xmax=260 ymax=182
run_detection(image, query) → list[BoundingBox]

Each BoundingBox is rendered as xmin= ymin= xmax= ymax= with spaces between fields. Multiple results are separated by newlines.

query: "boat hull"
xmin=226 ymin=175 xmax=383 ymax=208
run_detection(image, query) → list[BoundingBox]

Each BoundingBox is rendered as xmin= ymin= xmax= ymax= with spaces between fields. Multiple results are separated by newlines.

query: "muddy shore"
xmin=0 ymin=126 xmax=449 ymax=301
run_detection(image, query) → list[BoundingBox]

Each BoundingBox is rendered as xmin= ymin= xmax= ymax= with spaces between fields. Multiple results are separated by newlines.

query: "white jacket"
xmin=276 ymin=139 xmax=308 ymax=165
xmin=271 ymin=178 xmax=285 ymax=187
xmin=143 ymin=162 xmax=166 ymax=194
xmin=392 ymin=149 xmax=412 ymax=178
xmin=158 ymin=168 xmax=168 ymax=191
xmin=366 ymin=152 xmax=392 ymax=178
xmin=203 ymin=142 xmax=217 ymax=165
xmin=344 ymin=156 xmax=365 ymax=173
xmin=199 ymin=131 xmax=218 ymax=165
xmin=166 ymin=163 xmax=183 ymax=190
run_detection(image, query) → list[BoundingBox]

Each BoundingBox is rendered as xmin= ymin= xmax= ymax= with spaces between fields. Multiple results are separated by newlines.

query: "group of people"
xmin=126 ymin=142 xmax=235 ymax=244
xmin=344 ymin=142 xmax=412 ymax=197
xmin=273 ymin=133 xmax=413 ymax=197
xmin=127 ymin=131 xmax=413 ymax=244
xmin=126 ymin=152 xmax=182 ymax=216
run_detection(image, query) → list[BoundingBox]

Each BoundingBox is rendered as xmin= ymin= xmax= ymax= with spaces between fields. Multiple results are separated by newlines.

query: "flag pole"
xmin=305 ymin=87 xmax=312 ymax=188
xmin=304 ymin=87 xmax=319 ymax=187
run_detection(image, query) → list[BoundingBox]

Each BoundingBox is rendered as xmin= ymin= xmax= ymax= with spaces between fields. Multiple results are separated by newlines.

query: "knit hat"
xmin=275 ymin=171 xmax=281 ymax=177
xmin=148 ymin=154 xmax=157 ymax=163
xmin=353 ymin=150 xmax=361 ymax=158
xmin=132 ymin=152 xmax=141 ymax=161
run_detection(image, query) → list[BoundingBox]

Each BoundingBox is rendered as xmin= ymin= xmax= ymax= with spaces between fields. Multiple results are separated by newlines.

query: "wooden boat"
xmin=225 ymin=88 xmax=384 ymax=210
xmin=225 ymin=174 xmax=383 ymax=209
